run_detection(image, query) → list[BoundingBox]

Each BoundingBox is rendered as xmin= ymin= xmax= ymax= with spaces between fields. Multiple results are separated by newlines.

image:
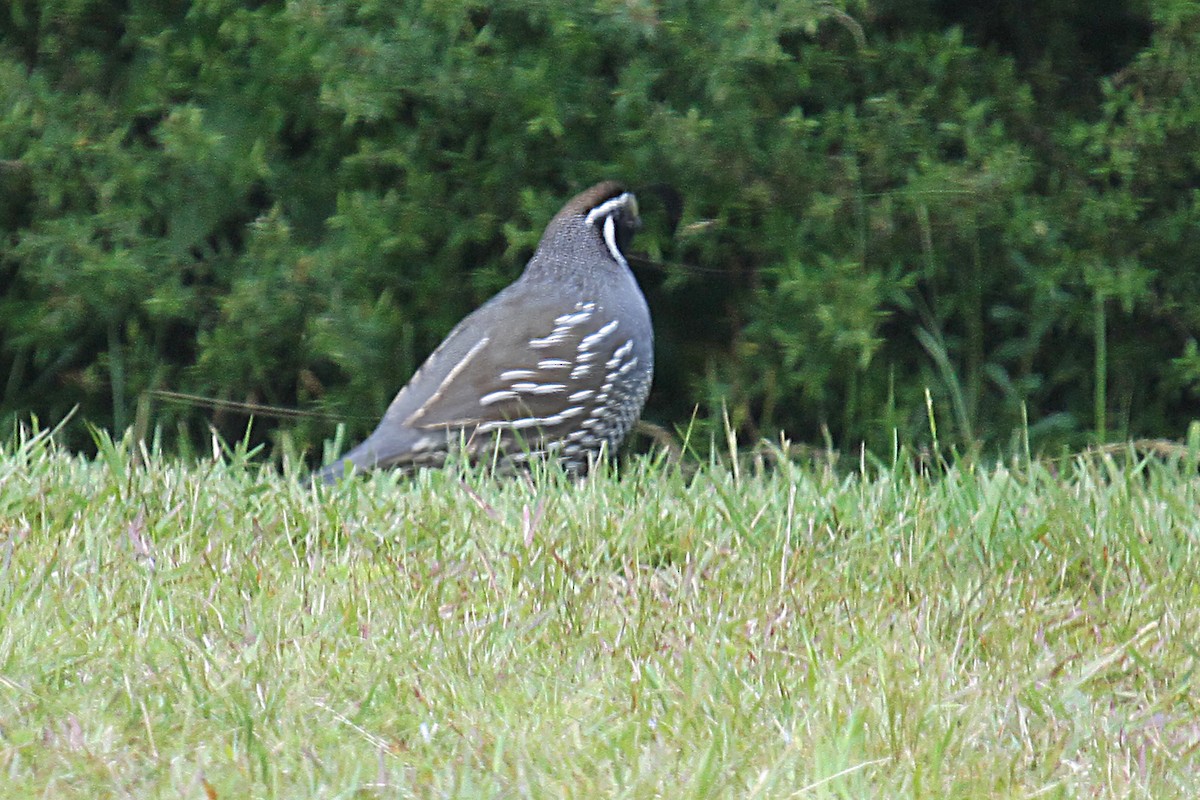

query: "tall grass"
xmin=1 ymin=425 xmax=1197 ymax=798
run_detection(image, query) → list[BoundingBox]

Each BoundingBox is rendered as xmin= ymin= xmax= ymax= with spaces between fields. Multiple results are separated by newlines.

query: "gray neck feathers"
xmin=523 ymin=215 xmax=624 ymax=288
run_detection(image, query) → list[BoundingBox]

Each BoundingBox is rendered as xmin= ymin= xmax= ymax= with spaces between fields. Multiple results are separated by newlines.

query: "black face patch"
xmin=585 ymin=193 xmax=641 ymax=267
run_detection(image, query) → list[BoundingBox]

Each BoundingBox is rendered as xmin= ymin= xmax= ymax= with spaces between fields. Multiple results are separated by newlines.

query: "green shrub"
xmin=1 ymin=0 xmax=1197 ymax=460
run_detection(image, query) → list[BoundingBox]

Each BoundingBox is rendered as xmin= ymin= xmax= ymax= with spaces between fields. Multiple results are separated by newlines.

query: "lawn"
xmin=1 ymin=426 xmax=1198 ymax=798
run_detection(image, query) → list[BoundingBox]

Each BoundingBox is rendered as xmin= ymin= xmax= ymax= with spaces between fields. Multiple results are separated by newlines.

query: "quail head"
xmin=316 ymin=181 xmax=653 ymax=482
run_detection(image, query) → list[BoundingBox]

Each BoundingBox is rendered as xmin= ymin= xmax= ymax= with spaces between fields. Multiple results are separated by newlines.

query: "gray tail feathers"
xmin=310 ymin=434 xmax=394 ymax=484
xmin=311 ymin=428 xmax=444 ymax=484
xmin=312 ymin=456 xmax=356 ymax=485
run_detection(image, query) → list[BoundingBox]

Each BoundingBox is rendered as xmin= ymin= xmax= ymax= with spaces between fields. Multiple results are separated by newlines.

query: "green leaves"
xmin=0 ymin=0 xmax=1197 ymax=458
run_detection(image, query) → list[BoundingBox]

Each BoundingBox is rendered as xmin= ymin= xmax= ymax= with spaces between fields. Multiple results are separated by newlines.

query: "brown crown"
xmin=551 ymin=181 xmax=629 ymax=226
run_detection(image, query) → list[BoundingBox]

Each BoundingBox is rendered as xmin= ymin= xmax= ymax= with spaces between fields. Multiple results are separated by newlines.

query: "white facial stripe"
xmin=585 ymin=193 xmax=634 ymax=268
xmin=584 ymin=193 xmax=634 ymax=226
xmin=601 ymin=216 xmax=628 ymax=268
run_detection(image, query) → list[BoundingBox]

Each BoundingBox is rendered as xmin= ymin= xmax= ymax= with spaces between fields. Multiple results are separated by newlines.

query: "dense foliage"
xmin=1 ymin=0 xmax=1198 ymax=459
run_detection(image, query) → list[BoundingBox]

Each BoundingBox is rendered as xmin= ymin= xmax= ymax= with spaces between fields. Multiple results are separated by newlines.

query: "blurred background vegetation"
xmin=1 ymin=0 xmax=1198 ymax=462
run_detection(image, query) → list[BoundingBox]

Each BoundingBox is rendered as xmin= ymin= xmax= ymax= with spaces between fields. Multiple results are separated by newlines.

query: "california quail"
xmin=316 ymin=181 xmax=653 ymax=482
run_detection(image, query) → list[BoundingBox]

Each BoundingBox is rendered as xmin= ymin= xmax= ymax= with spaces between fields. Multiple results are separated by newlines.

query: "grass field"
xmin=1 ymin=426 xmax=1198 ymax=798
